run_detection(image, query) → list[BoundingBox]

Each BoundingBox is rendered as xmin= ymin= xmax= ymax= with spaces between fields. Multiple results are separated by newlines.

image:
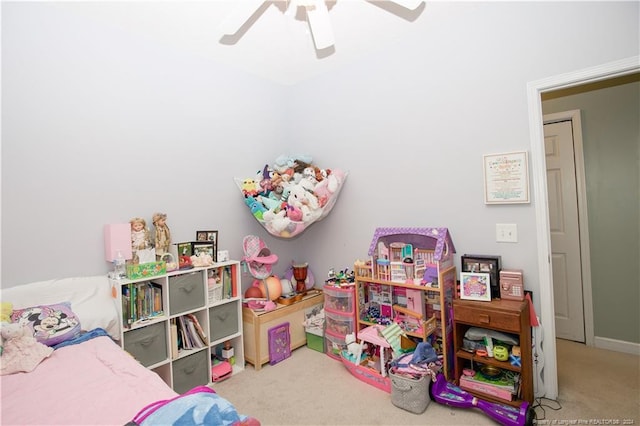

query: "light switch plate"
xmin=496 ymin=223 xmax=518 ymax=243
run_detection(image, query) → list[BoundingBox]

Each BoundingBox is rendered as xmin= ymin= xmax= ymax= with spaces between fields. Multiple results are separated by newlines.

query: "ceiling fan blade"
xmin=388 ymin=0 xmax=425 ymax=11
xmin=219 ymin=0 xmax=268 ymax=35
xmin=305 ymin=0 xmax=335 ymax=50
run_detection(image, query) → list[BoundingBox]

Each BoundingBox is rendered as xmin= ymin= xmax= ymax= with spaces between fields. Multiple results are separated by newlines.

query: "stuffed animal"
xmin=0 ymin=322 xmax=54 ymax=375
xmin=0 ymin=302 xmax=12 ymax=323
xmin=287 ymin=184 xmax=321 ymax=224
xmin=345 ymin=332 xmax=363 ymax=362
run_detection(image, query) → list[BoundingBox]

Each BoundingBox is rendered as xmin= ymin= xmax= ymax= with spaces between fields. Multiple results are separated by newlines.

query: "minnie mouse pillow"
xmin=11 ymin=302 xmax=81 ymax=347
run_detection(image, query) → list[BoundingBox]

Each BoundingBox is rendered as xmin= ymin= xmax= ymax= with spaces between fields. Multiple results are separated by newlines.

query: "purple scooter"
xmin=429 ymin=374 xmax=534 ymax=426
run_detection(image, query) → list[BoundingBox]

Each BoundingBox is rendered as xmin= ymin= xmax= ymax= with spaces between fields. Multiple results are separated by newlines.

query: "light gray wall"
xmin=2 ymin=2 xmax=639 ymax=345
xmin=543 ymin=81 xmax=640 ymax=344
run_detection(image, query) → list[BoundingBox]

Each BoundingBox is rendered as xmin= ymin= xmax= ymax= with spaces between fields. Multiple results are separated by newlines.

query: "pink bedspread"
xmin=0 ymin=335 xmax=178 ymax=426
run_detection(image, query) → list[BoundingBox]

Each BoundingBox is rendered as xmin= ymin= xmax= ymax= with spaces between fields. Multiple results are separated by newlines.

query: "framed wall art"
xmin=459 ymin=272 xmax=491 ymax=302
xmin=483 ymin=151 xmax=530 ymax=204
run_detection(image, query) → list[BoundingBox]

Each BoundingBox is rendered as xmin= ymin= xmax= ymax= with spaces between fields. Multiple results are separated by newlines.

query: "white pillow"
xmin=1 ymin=276 xmax=121 ymax=340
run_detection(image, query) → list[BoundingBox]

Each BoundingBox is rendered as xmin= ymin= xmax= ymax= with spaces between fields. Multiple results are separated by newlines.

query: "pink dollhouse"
xmin=367 ymin=227 xmax=456 ymax=284
xmin=353 ymin=227 xmax=457 ymax=381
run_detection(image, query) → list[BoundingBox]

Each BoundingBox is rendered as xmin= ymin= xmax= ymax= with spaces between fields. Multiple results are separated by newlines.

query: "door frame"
xmin=543 ymin=110 xmax=594 ymax=346
xmin=526 ymin=55 xmax=639 ymax=400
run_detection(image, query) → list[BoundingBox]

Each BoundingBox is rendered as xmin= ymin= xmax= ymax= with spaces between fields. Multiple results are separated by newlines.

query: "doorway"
xmin=526 ymin=55 xmax=640 ymax=400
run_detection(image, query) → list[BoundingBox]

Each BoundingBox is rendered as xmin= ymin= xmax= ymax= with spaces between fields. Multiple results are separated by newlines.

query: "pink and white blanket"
xmin=0 ymin=333 xmax=178 ymax=426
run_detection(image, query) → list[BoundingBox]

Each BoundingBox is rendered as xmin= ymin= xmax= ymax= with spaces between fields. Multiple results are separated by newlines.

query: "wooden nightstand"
xmin=452 ymin=298 xmax=533 ymax=406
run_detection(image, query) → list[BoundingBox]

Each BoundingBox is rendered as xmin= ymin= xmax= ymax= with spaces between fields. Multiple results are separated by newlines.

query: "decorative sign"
xmin=483 ymin=151 xmax=530 ymax=204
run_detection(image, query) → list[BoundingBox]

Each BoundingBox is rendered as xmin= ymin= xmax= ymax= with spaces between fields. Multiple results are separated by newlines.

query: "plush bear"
xmin=0 ymin=322 xmax=54 ymax=375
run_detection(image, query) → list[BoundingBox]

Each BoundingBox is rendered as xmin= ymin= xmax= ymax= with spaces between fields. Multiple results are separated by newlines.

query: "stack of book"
xmin=459 ymin=369 xmax=520 ymax=402
xmin=172 ymin=314 xmax=208 ymax=355
xmin=122 ymin=282 xmax=163 ymax=328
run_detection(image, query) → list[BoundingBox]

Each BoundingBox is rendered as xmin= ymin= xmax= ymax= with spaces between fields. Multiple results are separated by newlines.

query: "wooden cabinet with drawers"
xmin=113 ymin=260 xmax=245 ymax=393
xmin=452 ymin=298 xmax=533 ymax=406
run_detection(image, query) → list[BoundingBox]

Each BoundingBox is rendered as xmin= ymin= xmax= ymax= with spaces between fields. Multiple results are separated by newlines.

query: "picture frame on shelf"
xmin=196 ymin=230 xmax=218 ymax=244
xmin=461 ymin=254 xmax=501 ymax=299
xmin=192 ymin=241 xmax=217 ymax=262
xmin=176 ymin=242 xmax=192 ymax=257
xmin=459 ymin=272 xmax=491 ymax=302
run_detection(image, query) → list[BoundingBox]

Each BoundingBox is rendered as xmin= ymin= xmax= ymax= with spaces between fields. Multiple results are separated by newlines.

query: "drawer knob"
xmin=479 ymin=314 xmax=490 ymax=324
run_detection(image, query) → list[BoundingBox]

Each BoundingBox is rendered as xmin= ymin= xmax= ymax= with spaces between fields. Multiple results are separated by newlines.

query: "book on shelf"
xmin=122 ymin=281 xmax=163 ymax=328
xmin=174 ymin=314 xmax=207 ymax=351
xmin=170 ymin=320 xmax=179 ymax=359
xmin=459 ymin=370 xmax=520 ymax=402
xmin=186 ymin=313 xmax=208 ymax=345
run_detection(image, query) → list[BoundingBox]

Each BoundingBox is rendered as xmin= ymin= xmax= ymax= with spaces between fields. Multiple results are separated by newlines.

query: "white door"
xmin=544 ymin=119 xmax=585 ymax=342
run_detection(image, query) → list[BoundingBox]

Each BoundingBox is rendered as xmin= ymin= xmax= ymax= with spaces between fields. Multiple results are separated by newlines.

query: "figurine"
xmin=152 ymin=212 xmax=171 ymax=258
xmin=130 ymin=217 xmax=152 ymax=264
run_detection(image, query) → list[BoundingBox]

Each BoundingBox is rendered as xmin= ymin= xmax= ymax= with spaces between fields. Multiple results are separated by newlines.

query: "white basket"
xmin=390 ymin=370 xmax=431 ymax=414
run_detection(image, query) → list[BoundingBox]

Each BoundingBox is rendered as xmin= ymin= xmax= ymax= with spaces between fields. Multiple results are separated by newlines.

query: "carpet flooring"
xmin=213 ymin=339 xmax=639 ymax=425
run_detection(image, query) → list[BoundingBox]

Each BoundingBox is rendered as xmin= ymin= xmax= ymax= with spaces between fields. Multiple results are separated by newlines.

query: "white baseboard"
xmin=594 ymin=336 xmax=640 ymax=355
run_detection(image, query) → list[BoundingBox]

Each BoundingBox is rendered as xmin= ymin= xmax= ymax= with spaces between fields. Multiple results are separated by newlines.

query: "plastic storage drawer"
xmin=324 ymin=309 xmax=355 ymax=335
xmin=169 ymin=271 xmax=205 ymax=315
xmin=123 ymin=321 xmax=168 ymax=367
xmin=325 ymin=329 xmax=348 ymax=361
xmin=209 ymin=300 xmax=239 ymax=342
xmin=171 ymin=350 xmax=209 ymax=394
xmin=323 ymin=285 xmax=354 ymax=314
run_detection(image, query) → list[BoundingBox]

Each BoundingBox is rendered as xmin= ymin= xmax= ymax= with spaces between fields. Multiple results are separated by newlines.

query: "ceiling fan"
xmin=219 ymin=0 xmax=425 ymax=51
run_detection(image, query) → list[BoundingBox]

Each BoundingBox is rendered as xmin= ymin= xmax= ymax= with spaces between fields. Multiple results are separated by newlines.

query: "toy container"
xmin=323 ymin=285 xmax=354 ymax=313
xmin=390 ymin=370 xmax=432 ymax=414
xmin=324 ymin=309 xmax=355 ymax=336
xmin=325 ymin=329 xmax=348 ymax=361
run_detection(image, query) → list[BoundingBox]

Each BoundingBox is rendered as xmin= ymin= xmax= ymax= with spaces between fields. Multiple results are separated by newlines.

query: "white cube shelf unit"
xmin=112 ymin=260 xmax=244 ymax=393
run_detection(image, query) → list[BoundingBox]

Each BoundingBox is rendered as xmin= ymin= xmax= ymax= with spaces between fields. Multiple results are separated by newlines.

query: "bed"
xmin=0 ymin=276 xmax=259 ymax=426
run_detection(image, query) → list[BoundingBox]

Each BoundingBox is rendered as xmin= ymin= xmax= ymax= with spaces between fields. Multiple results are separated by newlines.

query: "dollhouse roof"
xmin=367 ymin=227 xmax=456 ymax=261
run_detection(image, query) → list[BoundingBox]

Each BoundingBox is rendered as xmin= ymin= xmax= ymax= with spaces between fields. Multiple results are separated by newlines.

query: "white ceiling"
xmin=54 ymin=0 xmax=428 ymax=85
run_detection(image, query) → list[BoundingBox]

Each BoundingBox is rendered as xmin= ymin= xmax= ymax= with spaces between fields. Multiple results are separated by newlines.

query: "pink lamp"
xmin=104 ymin=223 xmax=132 ymax=262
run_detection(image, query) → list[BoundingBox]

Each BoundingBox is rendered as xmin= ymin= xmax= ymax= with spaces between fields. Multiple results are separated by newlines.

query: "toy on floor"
xmin=429 ymin=373 xmax=534 ymax=426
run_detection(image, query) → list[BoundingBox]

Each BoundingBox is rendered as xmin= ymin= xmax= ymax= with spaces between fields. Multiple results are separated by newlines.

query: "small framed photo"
xmin=177 ymin=242 xmax=193 ymax=257
xmin=196 ymin=230 xmax=218 ymax=244
xmin=192 ymin=242 xmax=215 ymax=261
xmin=460 ymin=272 xmax=491 ymax=302
xmin=461 ymin=254 xmax=502 ymax=299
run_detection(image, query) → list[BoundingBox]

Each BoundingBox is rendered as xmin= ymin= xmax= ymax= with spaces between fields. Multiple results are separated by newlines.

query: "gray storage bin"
xmin=390 ymin=370 xmax=431 ymax=414
xmin=209 ymin=300 xmax=239 ymax=342
xmin=172 ymin=350 xmax=209 ymax=394
xmin=123 ymin=321 xmax=168 ymax=367
xmin=169 ymin=271 xmax=205 ymax=315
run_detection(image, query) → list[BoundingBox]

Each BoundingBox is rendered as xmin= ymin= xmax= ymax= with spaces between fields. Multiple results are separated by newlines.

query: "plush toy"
xmin=0 ymin=302 xmax=12 ymax=323
xmin=0 ymin=322 xmax=54 ymax=375
xmin=262 ymin=209 xmax=291 ymax=234
xmin=190 ymin=252 xmax=214 ymax=267
xmin=287 ymin=184 xmax=321 ymax=224
xmin=345 ymin=332 xmax=363 ymax=362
